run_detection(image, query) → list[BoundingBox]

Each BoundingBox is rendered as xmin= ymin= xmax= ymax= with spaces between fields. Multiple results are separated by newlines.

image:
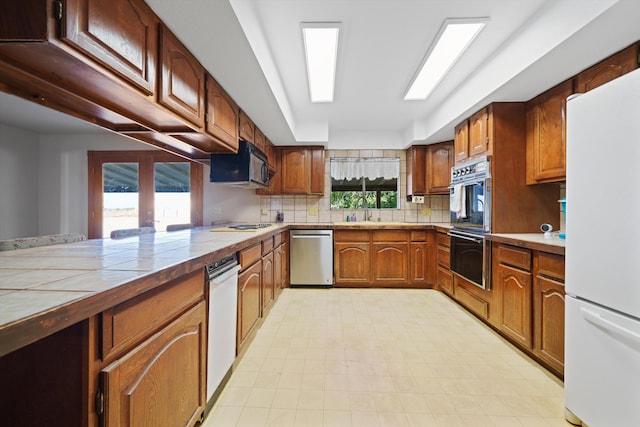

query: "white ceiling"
xmin=2 ymin=0 xmax=640 ymax=149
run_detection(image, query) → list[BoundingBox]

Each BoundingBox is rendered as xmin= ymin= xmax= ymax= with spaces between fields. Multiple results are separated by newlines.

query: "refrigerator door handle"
xmin=581 ymin=307 xmax=640 ymax=345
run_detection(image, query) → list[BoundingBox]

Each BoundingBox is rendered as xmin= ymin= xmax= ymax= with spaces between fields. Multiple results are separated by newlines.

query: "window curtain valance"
xmin=330 ymin=158 xmax=399 ymax=181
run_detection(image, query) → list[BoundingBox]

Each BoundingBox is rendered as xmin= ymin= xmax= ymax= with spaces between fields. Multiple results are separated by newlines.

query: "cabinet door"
xmin=101 ymin=302 xmax=206 ymax=427
xmin=426 ymin=141 xmax=453 ymax=194
xmin=437 ymin=265 xmax=453 ymax=296
xmin=372 ymin=243 xmax=409 ymax=285
xmin=254 ymin=127 xmax=266 ymax=153
xmin=406 ymin=146 xmax=427 ymax=195
xmin=335 ymin=243 xmax=370 ymax=285
xmin=273 ymin=244 xmax=283 ymax=297
xmin=239 ymin=110 xmax=255 ymax=144
xmin=526 ymin=80 xmax=573 ymax=184
xmin=576 ymin=43 xmax=639 ymax=92
xmin=262 ymin=251 xmax=274 ymax=312
xmin=310 ymin=147 xmax=325 ymax=195
xmin=61 ymin=0 xmax=158 ymax=95
xmin=281 ymin=148 xmax=311 ymax=194
xmin=237 ymin=261 xmax=262 ymax=351
xmin=410 ymin=242 xmax=428 ymax=286
xmin=468 ymin=108 xmax=489 ymax=158
xmin=498 ymin=263 xmax=532 ymax=348
xmin=205 ymin=75 xmax=239 ymax=151
xmin=159 ymin=25 xmax=205 ymax=128
xmin=454 ymin=120 xmax=469 ymax=163
xmin=533 ymin=275 xmax=565 ymax=376
xmin=282 ymin=238 xmax=289 ymax=287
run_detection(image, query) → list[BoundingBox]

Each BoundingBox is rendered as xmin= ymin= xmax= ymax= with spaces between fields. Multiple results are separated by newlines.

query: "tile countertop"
xmin=486 ymin=233 xmax=565 ymax=255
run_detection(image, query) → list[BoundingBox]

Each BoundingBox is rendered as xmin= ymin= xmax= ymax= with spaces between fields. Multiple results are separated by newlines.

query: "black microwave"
xmin=209 ymin=140 xmax=269 ymax=189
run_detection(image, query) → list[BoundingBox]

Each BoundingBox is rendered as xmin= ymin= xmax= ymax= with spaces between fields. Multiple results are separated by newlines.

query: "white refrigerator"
xmin=565 ymin=68 xmax=640 ymax=426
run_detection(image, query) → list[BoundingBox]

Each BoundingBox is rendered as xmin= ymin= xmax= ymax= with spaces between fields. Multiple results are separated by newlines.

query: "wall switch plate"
xmin=421 ymin=207 xmax=432 ymax=216
xmin=212 ymin=207 xmax=222 ymax=214
xmin=261 ymin=208 xmax=269 ymax=215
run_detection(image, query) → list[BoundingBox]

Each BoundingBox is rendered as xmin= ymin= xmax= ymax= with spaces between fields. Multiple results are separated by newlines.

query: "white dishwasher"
xmin=290 ymin=229 xmax=334 ymax=287
xmin=206 ymin=254 xmax=241 ymax=407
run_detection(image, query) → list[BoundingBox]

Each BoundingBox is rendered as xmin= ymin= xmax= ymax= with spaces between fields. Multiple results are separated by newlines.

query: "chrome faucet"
xmin=354 ymin=193 xmax=369 ymax=222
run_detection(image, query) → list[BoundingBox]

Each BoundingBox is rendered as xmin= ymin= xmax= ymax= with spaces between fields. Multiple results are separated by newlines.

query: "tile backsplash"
xmin=259 ymin=149 xmax=450 ymax=224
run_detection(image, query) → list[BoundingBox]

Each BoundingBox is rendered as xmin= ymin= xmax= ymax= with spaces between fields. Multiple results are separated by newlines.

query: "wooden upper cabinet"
xmin=239 ymin=110 xmax=255 ymax=144
xmin=454 ymin=120 xmax=469 ymax=163
xmin=310 ymin=147 xmax=325 ymax=195
xmin=254 ymin=127 xmax=266 ymax=153
xmin=406 ymin=145 xmax=427 ymax=196
xmin=426 ymin=141 xmax=453 ymax=194
xmin=526 ymin=79 xmax=574 ymax=184
xmin=61 ymin=0 xmax=158 ymax=96
xmin=265 ymin=140 xmax=276 ymax=173
xmin=205 ymin=75 xmax=239 ymax=151
xmin=469 ymin=107 xmax=490 ymax=158
xmin=281 ymin=147 xmax=310 ymax=194
xmin=158 ymin=25 xmax=206 ymax=129
xmin=576 ymin=43 xmax=639 ymax=93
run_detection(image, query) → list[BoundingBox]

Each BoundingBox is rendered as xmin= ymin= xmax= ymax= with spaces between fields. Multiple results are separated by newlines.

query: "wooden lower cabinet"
xmin=262 ymin=251 xmax=274 ymax=312
xmin=410 ymin=242 xmax=428 ymax=285
xmin=372 ymin=242 xmax=409 ymax=285
xmin=273 ymin=244 xmax=283 ymax=298
xmin=532 ymin=252 xmax=566 ymax=377
xmin=101 ymin=302 xmax=206 ymax=427
xmin=237 ymin=260 xmax=262 ymax=351
xmin=436 ymin=232 xmax=453 ymax=296
xmin=496 ymin=263 xmax=532 ymax=347
xmin=335 ymin=241 xmax=371 ymax=285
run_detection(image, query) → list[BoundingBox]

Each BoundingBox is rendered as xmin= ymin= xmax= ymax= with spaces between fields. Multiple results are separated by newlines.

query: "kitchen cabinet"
xmin=454 ymin=120 xmax=469 ymax=163
xmin=436 ymin=231 xmax=453 ymax=296
xmin=454 ymin=275 xmax=492 ymax=320
xmin=280 ymin=146 xmax=325 ymax=195
xmin=494 ymin=244 xmax=532 ymax=347
xmin=100 ymin=302 xmax=206 ymax=427
xmin=254 ymin=127 xmax=266 ymax=153
xmin=468 ymin=107 xmax=489 ymax=158
xmin=205 ymin=75 xmax=240 ymax=152
xmin=406 ymin=145 xmax=427 ymax=196
xmin=409 ymin=231 xmax=428 ymax=286
xmin=282 ymin=231 xmax=290 ymax=288
xmin=426 ymin=141 xmax=454 ymax=194
xmin=265 ymin=139 xmax=276 ymax=174
xmin=239 ymin=110 xmax=255 ymax=144
xmin=525 ymin=79 xmax=574 ymax=184
xmin=256 ymin=147 xmax=282 ymax=196
xmin=237 ymin=244 xmax=262 ymax=352
xmin=575 ymin=42 xmax=639 ymax=93
xmin=273 ymin=241 xmax=283 ymax=298
xmin=533 ymin=252 xmax=565 ymax=377
xmin=372 ymin=231 xmax=410 ymax=286
xmin=335 ymin=231 xmax=371 ymax=286
xmin=261 ymin=237 xmax=275 ymax=314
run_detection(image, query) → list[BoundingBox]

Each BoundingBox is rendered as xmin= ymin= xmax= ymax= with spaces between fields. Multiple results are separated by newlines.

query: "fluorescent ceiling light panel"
xmin=302 ymin=23 xmax=340 ymax=103
xmin=404 ymin=18 xmax=489 ymax=101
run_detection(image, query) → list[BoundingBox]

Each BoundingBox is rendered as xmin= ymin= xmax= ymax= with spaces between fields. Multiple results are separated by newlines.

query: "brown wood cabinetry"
xmin=238 ymin=110 xmax=255 ymax=144
xmin=256 ymin=147 xmax=282 ymax=195
xmin=335 ymin=231 xmax=371 ymax=285
xmin=436 ymin=231 xmax=453 ymax=296
xmin=525 ymin=80 xmax=573 ymax=184
xmin=468 ymin=107 xmax=489 ymax=158
xmin=254 ymin=127 xmax=266 ymax=153
xmin=454 ymin=120 xmax=469 ymax=163
xmin=533 ymin=252 xmax=565 ymax=377
xmin=372 ymin=231 xmax=410 ymax=285
xmin=237 ymin=246 xmax=262 ymax=352
xmin=265 ymin=140 xmax=276 ymax=173
xmin=426 ymin=141 xmax=454 ymax=194
xmin=279 ymin=146 xmax=325 ymax=195
xmin=575 ymin=43 xmax=639 ymax=93
xmin=101 ymin=302 xmax=206 ymax=427
xmin=406 ymin=145 xmax=427 ymax=196
xmin=205 ymin=75 xmax=240 ymax=152
xmin=409 ymin=231 xmax=428 ymax=285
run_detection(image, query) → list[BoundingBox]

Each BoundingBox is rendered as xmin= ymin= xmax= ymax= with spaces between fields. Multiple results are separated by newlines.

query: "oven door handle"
xmin=448 ymin=232 xmax=483 ymax=244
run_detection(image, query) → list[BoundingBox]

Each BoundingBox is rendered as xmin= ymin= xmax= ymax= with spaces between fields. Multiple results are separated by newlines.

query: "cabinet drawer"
xmin=537 ymin=252 xmax=565 ymax=281
xmin=372 ymin=230 xmax=408 ymax=242
xmin=334 ymin=230 xmax=369 ymax=242
xmin=455 ymin=280 xmax=489 ymax=319
xmin=101 ymin=269 xmax=204 ymax=360
xmin=497 ymin=244 xmax=531 ymax=271
xmin=437 ymin=232 xmax=450 ymax=248
xmin=437 ymin=265 xmax=453 ymax=295
xmin=410 ymin=230 xmax=427 ymax=242
xmin=437 ymin=246 xmax=450 ymax=268
xmin=240 ymin=243 xmax=262 ymax=269
xmin=262 ymin=236 xmax=274 ymax=254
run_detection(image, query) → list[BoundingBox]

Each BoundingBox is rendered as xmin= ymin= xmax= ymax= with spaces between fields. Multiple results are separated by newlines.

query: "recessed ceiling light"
xmin=302 ymin=22 xmax=341 ymax=103
xmin=404 ymin=18 xmax=489 ymax=101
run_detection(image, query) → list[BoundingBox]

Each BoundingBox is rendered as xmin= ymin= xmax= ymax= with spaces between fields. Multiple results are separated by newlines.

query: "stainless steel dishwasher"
xmin=290 ymin=229 xmax=334 ymax=287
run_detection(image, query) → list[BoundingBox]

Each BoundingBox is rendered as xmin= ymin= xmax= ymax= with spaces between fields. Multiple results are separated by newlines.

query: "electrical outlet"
xmin=308 ymin=207 xmax=318 ymax=216
xmin=212 ymin=207 xmax=222 ymax=215
xmin=411 ymin=195 xmax=425 ymax=203
xmin=421 ymin=207 xmax=432 ymax=216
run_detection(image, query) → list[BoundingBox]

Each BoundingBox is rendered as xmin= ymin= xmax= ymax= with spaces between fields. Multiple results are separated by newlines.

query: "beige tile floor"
xmin=203 ymin=288 xmax=573 ymax=427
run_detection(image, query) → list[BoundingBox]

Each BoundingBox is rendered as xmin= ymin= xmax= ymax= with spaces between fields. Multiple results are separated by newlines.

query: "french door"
xmin=88 ymin=151 xmax=203 ymax=239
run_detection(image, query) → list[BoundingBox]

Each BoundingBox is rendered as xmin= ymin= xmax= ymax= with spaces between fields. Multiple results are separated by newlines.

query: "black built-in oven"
xmin=449 ymin=157 xmax=492 ymax=289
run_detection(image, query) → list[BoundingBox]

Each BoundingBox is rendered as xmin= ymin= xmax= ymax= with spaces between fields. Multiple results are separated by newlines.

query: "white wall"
xmin=202 ymin=169 xmax=262 ymax=225
xmin=0 ymin=124 xmax=40 ymax=239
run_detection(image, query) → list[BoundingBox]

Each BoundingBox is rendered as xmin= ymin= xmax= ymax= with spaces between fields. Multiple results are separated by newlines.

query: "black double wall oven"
xmin=449 ymin=157 xmax=492 ymax=290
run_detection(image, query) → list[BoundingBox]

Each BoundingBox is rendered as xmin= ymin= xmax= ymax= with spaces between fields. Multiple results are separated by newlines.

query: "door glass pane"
xmin=103 ymin=163 xmax=139 ymax=237
xmin=154 ymin=162 xmax=191 ymax=232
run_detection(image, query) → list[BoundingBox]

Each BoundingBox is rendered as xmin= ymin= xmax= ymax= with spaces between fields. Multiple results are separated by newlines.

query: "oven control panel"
xmin=451 ymin=156 xmax=491 ymax=184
